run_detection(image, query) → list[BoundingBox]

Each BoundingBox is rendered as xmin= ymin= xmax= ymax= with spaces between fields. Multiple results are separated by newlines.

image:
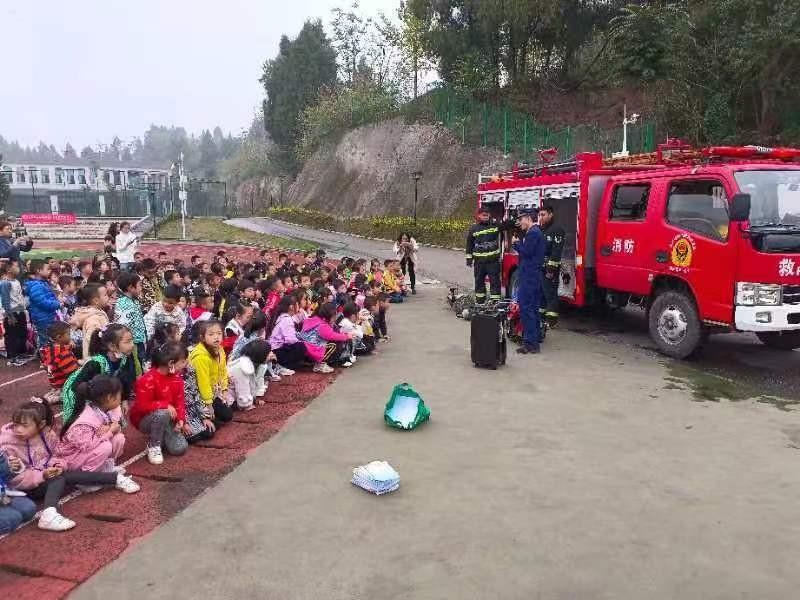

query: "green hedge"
xmin=266 ymin=207 xmax=470 ymax=249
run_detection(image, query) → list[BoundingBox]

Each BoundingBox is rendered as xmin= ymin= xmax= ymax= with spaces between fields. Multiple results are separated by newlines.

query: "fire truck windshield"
xmin=735 ymin=170 xmax=800 ymax=228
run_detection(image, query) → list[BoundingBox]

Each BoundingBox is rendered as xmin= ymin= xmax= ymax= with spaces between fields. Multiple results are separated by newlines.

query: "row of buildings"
xmin=1 ymin=158 xmax=171 ymax=192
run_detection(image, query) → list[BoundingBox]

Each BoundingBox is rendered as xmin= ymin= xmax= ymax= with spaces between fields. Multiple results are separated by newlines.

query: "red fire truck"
xmin=477 ymin=140 xmax=800 ymax=358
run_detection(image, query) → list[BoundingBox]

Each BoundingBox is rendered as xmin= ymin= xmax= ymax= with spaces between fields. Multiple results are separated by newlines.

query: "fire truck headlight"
xmin=756 ymin=284 xmax=782 ymax=306
xmin=736 ymin=282 xmax=757 ymax=306
xmin=736 ymin=282 xmax=782 ymax=306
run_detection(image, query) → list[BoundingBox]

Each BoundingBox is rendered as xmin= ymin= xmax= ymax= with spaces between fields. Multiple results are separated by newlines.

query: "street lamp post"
xmin=411 ymin=170 xmax=423 ymax=225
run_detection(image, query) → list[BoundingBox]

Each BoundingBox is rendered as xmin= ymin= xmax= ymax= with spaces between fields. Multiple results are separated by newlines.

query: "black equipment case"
xmin=470 ymin=307 xmax=508 ymax=369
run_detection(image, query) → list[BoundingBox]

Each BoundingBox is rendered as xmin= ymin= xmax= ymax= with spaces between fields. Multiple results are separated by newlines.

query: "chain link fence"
xmin=302 ymin=86 xmax=657 ymax=164
xmin=419 ymin=89 xmax=656 ymax=161
xmin=5 ymin=177 xmax=235 ymax=219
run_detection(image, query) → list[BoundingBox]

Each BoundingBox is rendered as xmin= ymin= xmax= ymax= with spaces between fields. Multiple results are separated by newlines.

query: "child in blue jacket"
xmin=0 ymin=453 xmax=37 ymax=534
xmin=24 ymin=259 xmax=61 ymax=348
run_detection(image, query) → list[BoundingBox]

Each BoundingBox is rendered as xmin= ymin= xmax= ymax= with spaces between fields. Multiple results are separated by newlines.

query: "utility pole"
xmin=178 ymin=152 xmax=187 ymax=240
xmin=411 ymin=170 xmax=422 ymax=226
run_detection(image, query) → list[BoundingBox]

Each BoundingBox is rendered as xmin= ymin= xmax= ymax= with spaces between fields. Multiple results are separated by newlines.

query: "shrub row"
xmin=266 ymin=207 xmax=470 ymax=249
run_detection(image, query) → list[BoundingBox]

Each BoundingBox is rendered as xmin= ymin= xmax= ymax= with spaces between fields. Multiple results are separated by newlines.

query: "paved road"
xmin=76 ymin=288 xmax=800 ymax=600
xmin=230 ymin=217 xmax=800 ymax=402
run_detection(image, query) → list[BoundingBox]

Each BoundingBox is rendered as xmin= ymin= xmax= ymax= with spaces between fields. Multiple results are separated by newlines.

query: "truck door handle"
xmin=600 ymin=245 xmax=612 ymax=256
xmin=655 ymin=250 xmax=668 ymax=263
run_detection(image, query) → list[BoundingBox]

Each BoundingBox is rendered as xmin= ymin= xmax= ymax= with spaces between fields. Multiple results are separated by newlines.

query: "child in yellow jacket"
xmin=184 ymin=320 xmax=232 ymax=441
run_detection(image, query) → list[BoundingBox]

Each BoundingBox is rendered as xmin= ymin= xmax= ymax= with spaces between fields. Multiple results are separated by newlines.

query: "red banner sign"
xmin=20 ymin=213 xmax=77 ymax=225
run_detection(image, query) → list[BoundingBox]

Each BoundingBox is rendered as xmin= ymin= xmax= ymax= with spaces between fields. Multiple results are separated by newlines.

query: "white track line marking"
xmin=0 ymin=370 xmax=45 ymax=388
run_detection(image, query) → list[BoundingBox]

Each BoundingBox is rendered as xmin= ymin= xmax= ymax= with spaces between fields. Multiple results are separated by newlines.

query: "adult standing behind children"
xmin=114 ymin=222 xmax=138 ymax=271
xmin=0 ymin=220 xmax=33 ymax=264
xmin=393 ymin=232 xmax=419 ymax=295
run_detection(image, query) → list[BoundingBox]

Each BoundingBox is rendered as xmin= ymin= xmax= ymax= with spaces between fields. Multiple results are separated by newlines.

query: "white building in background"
xmin=1 ymin=159 xmax=170 ymax=191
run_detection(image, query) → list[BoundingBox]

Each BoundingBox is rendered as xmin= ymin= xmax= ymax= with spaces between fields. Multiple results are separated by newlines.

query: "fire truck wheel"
xmin=648 ymin=291 xmax=703 ymax=359
xmin=756 ymin=331 xmax=800 ymax=351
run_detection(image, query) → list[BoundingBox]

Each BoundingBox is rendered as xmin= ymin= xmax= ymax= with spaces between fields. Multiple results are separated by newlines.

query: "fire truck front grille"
xmin=783 ymin=285 xmax=800 ymax=305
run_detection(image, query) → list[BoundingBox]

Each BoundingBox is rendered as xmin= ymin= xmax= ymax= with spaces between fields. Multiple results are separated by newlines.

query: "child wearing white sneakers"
xmin=0 ymin=398 xmax=139 ymax=532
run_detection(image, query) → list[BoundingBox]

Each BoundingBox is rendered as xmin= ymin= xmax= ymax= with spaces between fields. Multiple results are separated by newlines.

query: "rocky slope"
xmin=235 ymin=118 xmax=512 ymax=218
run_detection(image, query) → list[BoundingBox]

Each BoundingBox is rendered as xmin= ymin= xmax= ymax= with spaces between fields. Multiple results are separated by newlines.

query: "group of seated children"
xmin=0 ymin=247 xmax=407 ymax=534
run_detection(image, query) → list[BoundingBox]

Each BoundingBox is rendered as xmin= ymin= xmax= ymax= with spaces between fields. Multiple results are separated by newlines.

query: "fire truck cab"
xmin=477 ymin=142 xmax=800 ymax=358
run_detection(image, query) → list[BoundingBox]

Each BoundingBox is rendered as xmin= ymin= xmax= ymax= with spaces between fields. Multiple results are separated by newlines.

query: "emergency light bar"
xmin=703 ymin=146 xmax=800 ymax=161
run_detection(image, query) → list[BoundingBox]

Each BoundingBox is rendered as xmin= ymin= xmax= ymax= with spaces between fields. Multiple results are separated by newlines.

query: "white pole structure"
xmin=178 ymin=152 xmax=187 ymax=240
xmin=613 ymin=104 xmax=640 ymax=159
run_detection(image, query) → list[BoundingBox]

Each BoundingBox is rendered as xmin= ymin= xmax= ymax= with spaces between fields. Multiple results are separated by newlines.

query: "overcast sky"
xmin=0 ymin=0 xmax=400 ymax=151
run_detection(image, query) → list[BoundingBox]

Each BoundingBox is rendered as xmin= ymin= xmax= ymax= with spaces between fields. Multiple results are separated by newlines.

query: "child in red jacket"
xmin=131 ymin=342 xmax=190 ymax=466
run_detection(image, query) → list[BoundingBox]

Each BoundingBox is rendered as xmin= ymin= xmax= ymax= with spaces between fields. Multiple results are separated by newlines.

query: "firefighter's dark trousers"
xmin=540 ymin=270 xmax=560 ymax=325
xmin=473 ymin=260 xmax=501 ymax=303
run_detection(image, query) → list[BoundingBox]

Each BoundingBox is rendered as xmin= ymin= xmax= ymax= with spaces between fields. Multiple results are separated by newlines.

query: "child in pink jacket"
xmin=298 ymin=302 xmax=354 ymax=374
xmin=0 ymin=398 xmax=139 ymax=532
xmin=57 ymin=375 xmax=128 ymax=473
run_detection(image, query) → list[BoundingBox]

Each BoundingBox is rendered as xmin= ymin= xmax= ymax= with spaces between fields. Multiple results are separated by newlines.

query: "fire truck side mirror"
xmin=730 ymin=193 xmax=751 ymax=222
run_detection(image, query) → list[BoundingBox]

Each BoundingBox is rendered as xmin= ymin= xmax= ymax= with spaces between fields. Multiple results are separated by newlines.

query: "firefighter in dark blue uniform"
xmin=538 ymin=205 xmax=565 ymax=328
xmin=465 ymin=207 xmax=502 ymax=304
xmin=513 ymin=210 xmax=545 ymax=354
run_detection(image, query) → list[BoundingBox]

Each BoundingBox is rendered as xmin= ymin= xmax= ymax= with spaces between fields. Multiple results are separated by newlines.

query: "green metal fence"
xmin=407 ymin=89 xmax=656 ymax=161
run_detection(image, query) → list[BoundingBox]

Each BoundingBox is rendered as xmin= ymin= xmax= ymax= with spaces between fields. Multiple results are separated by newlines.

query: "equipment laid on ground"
xmin=478 ymin=139 xmax=800 ymax=358
xmin=384 ymin=383 xmax=430 ymax=430
xmin=351 ymin=461 xmax=400 ymax=495
xmin=470 ymin=302 xmax=510 ymax=369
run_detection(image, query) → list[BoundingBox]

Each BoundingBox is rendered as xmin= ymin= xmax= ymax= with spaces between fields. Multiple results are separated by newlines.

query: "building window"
xmin=65 ymin=169 xmax=75 ymax=185
xmin=113 ymin=170 xmax=121 ymax=186
xmin=666 ymin=180 xmax=730 ymax=241
xmin=16 ymin=168 xmax=25 ymax=184
xmin=609 ymin=184 xmax=651 ymax=221
xmin=77 ymin=168 xmax=86 ymax=185
xmin=103 ymin=171 xmax=111 ymax=185
xmin=40 ymin=168 xmax=50 ymax=184
xmin=30 ymin=169 xmax=38 ymax=184
xmin=55 ymin=168 xmax=63 ymax=184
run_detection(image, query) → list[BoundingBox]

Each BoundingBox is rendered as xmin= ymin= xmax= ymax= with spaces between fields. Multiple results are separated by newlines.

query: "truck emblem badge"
xmin=670 ymin=234 xmax=694 ymax=267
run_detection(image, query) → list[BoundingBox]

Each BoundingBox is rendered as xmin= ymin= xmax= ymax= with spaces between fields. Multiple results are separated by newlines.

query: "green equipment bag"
xmin=384 ymin=383 xmax=430 ymax=430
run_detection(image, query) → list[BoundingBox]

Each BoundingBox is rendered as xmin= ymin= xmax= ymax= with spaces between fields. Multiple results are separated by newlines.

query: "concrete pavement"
xmin=75 ymin=288 xmax=800 ymax=600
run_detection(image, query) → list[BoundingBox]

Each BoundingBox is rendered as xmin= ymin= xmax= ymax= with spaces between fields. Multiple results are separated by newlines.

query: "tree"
xmin=80 ymin=145 xmax=96 ymax=160
xmin=260 ymin=19 xmax=337 ymax=170
xmin=0 ymin=154 xmax=9 ymax=213
xmin=397 ymin=1 xmax=430 ymax=99
xmin=330 ymin=2 xmax=371 ymax=86
xmin=63 ymin=143 xmax=78 ymax=160
xmin=198 ymin=130 xmax=219 ymax=178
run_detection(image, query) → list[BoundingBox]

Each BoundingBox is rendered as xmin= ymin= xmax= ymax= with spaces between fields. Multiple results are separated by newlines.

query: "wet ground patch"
xmin=665 ymin=362 xmax=800 ymax=410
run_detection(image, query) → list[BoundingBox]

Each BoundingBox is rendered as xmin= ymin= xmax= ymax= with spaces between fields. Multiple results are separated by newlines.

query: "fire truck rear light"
xmin=755 ymin=312 xmax=772 ymax=324
xmin=576 ymin=255 xmax=583 ymax=266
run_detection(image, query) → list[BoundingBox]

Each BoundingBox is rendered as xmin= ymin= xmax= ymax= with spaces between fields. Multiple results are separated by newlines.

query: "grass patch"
xmin=22 ymin=249 xmax=87 ymax=261
xmin=152 ymin=217 xmax=315 ymax=251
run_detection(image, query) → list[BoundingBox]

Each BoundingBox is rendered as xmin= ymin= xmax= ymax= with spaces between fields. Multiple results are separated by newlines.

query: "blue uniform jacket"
xmin=0 ymin=236 xmax=32 ymax=262
xmin=24 ymin=278 xmax=60 ymax=328
xmin=513 ymin=226 xmax=545 ymax=290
